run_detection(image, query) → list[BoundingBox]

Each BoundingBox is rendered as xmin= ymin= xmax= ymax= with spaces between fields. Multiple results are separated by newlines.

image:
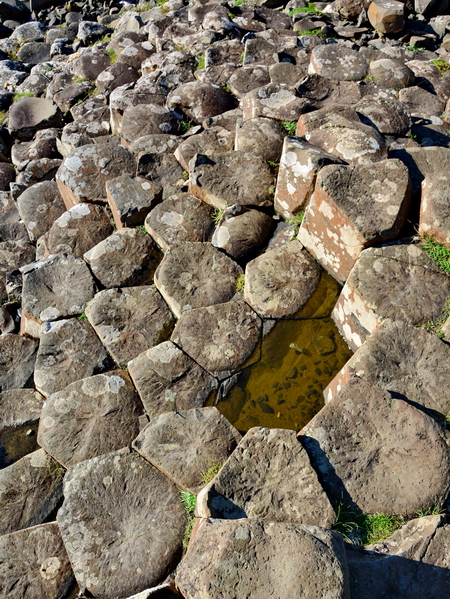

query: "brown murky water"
xmin=209 ymin=272 xmax=353 ymax=433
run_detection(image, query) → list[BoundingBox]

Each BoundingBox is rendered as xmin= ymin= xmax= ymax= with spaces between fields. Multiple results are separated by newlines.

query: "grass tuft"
xmin=180 ymin=489 xmax=197 ymax=548
xmin=415 ymin=500 xmax=444 ymax=518
xmin=297 ymin=28 xmax=325 ymax=36
xmin=196 ymin=53 xmax=205 ymax=71
xmin=77 ymin=312 xmax=88 ymax=321
xmin=179 ymin=120 xmax=191 ymax=133
xmin=419 ymin=297 xmax=450 ymax=339
xmin=211 ymin=207 xmax=224 ymax=224
xmin=431 ymin=59 xmax=450 ymax=74
xmin=232 ymin=0 xmax=246 ymax=6
xmin=333 ymin=503 xmax=403 ymax=546
xmin=421 ymin=235 xmax=450 ymax=276
xmin=13 ymin=92 xmax=34 ymax=101
xmin=281 ymin=120 xmax=297 ymax=135
xmin=235 ymin=274 xmax=245 ymax=292
xmin=287 ymin=211 xmax=305 ymax=233
xmin=0 ymin=111 xmax=7 ymax=126
xmin=106 ymin=48 xmax=118 ymax=64
xmin=289 ymin=3 xmax=322 ymax=15
xmin=200 ymin=461 xmax=225 ymax=485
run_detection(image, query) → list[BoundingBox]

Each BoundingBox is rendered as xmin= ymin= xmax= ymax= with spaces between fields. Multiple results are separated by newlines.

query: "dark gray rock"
xmin=0 ymin=334 xmax=38 ymax=392
xmin=235 ymin=117 xmax=285 ymax=163
xmin=121 ymin=104 xmax=179 ymax=146
xmin=72 ymin=45 xmax=111 ymax=80
xmin=228 ymin=65 xmax=270 ymax=98
xmin=355 ymin=96 xmax=411 ymax=136
xmin=17 ymin=41 xmax=51 ymax=64
xmin=106 ymin=175 xmax=162 ymax=228
xmin=77 ymin=20 xmax=110 ymax=45
xmin=167 ymin=81 xmax=236 ymax=120
xmin=174 ymin=127 xmax=234 ymax=171
xmin=96 ymin=62 xmax=140 ymax=95
xmin=16 ymin=180 xmax=65 ymax=242
xmin=309 ymin=45 xmax=368 ymax=81
xmin=399 ymin=85 xmax=446 ymax=119
xmin=369 ymin=58 xmax=415 ymax=89
xmin=242 ymin=83 xmax=310 ymax=121
xmin=8 ymin=97 xmax=63 ymax=141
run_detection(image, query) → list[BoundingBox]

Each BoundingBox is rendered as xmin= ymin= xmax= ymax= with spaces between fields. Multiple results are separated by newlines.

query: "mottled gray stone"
xmin=133 ymin=407 xmax=241 ymax=493
xmin=242 ymin=83 xmax=310 ymax=121
xmin=235 ymin=117 xmax=285 ymax=163
xmin=16 ymin=180 xmax=65 ymax=242
xmin=121 ymin=104 xmax=179 ymax=146
xmin=309 ymin=45 xmax=368 ymax=81
xmin=369 ymin=58 xmax=415 ymax=89
xmin=57 ymin=448 xmax=185 ymax=598
xmin=354 ymin=96 xmax=410 ymax=136
xmin=228 ymin=65 xmax=270 ymax=98
xmin=0 ymin=334 xmax=38 ymax=393
xmin=399 ymin=86 xmax=445 ymax=119
xmin=128 ymin=341 xmax=218 ymax=419
xmin=8 ymin=97 xmax=63 ymax=141
xmin=106 ymin=175 xmax=162 ymax=228
xmin=174 ymin=127 xmax=234 ymax=171
xmin=167 ymin=81 xmax=236 ymax=120
xmin=419 ymin=173 xmax=450 ymax=246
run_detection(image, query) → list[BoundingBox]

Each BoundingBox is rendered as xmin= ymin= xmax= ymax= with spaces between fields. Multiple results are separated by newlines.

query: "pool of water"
xmin=209 ymin=271 xmax=353 ymax=433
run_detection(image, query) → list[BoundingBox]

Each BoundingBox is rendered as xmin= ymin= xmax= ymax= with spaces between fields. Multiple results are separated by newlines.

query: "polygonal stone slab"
xmin=0 ymin=448 xmax=63 ymax=535
xmin=298 ymin=159 xmax=411 ymax=283
xmin=369 ymin=58 xmax=415 ymax=89
xmin=241 ymin=83 xmax=310 ymax=121
xmin=0 ymin=522 xmax=74 ymax=599
xmin=324 ymin=319 xmax=450 ymax=418
xmin=16 ymin=180 xmax=66 ymax=242
xmin=390 ymin=146 xmax=450 ymax=197
xmin=171 ymin=300 xmax=262 ymax=379
xmin=106 ymin=174 xmax=162 ymax=229
xmin=57 ymin=448 xmax=186 ymax=598
xmin=309 ymin=45 xmax=368 ymax=81
xmin=299 ymin=378 xmax=450 ymax=515
xmin=176 ymin=519 xmax=350 ymax=599
xmin=0 ymin=334 xmax=38 ymax=392
xmin=167 ymin=81 xmax=236 ymax=121
xmin=419 ymin=173 xmax=450 ymax=246
xmin=368 ymin=0 xmax=404 ymax=33
xmin=174 ymin=127 xmax=234 ymax=171
xmin=133 ymin=407 xmax=241 ymax=493
xmin=121 ymin=105 xmax=179 ymax=146
xmin=8 ymin=96 xmax=63 ymax=141
xmin=38 ymin=371 xmax=143 ymax=468
xmin=154 ymin=242 xmax=242 ymax=319
xmin=128 ymin=341 xmax=218 ymax=419
xmin=34 ymin=318 xmax=109 ymax=397
xmin=332 ymin=243 xmax=450 ymax=350
xmin=84 ymin=229 xmax=162 ymax=289
xmin=22 ymin=254 xmax=96 ymax=325
xmin=354 ymin=96 xmax=410 ymax=136
xmin=244 ymin=240 xmax=321 ymax=319
xmin=198 ymin=427 xmax=335 ymax=528
xmin=235 ymin=117 xmax=286 ymax=163
xmin=144 ymin=193 xmax=214 ymax=252
xmin=85 ymin=286 xmax=174 ymax=366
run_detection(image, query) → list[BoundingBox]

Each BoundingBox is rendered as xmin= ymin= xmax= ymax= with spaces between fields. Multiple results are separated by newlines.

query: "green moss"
xmin=200 ymin=461 xmax=226 ymax=485
xmin=431 ymin=59 xmax=450 ymax=74
xmin=0 ymin=111 xmax=7 ymax=126
xmin=180 ymin=490 xmax=197 ymax=548
xmin=211 ymin=208 xmax=224 ymax=223
xmin=297 ymin=28 xmax=325 ymax=36
xmin=235 ymin=274 xmax=245 ymax=292
xmin=135 ymin=1 xmax=152 ymax=11
xmin=289 ymin=3 xmax=322 ymax=15
xmin=13 ymin=92 xmax=34 ymax=101
xmin=196 ymin=53 xmax=205 ymax=71
xmin=106 ymin=48 xmax=118 ymax=64
xmin=232 ymin=0 xmax=246 ymax=6
xmin=179 ymin=120 xmax=191 ymax=133
xmin=77 ymin=312 xmax=88 ymax=321
xmin=421 ymin=235 xmax=450 ymax=276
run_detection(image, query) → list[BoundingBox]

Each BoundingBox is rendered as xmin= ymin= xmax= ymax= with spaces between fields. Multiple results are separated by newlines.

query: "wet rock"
xmin=121 ymin=104 xmax=179 ymax=146
xmin=242 ymin=83 xmax=310 ymax=121
xmin=0 ymin=522 xmax=74 ymax=599
xmin=174 ymin=127 xmax=234 ymax=171
xmin=0 ymin=448 xmax=63 ymax=535
xmin=354 ymin=96 xmax=410 ymax=136
xmin=155 ymin=241 xmax=242 ymax=319
xmin=325 ymin=319 xmax=450 ymax=418
xmin=84 ymin=228 xmax=161 ymax=289
xmin=171 ymin=299 xmax=262 ymax=379
xmin=167 ymin=81 xmax=236 ymax=120
xmin=22 ymin=254 xmax=96 ymax=326
xmin=300 ymin=378 xmax=450 ymax=514
xmin=85 ymin=286 xmax=174 ymax=366
xmin=244 ymin=240 xmax=321 ymax=319
xmin=189 ymin=151 xmax=274 ymax=210
xmin=8 ymin=97 xmax=63 ymax=141
xmin=106 ymin=175 xmax=162 ymax=228
xmin=199 ymin=427 xmax=335 ymax=527
xmin=332 ymin=242 xmax=450 ymax=350
xmin=176 ymin=519 xmax=350 ymax=599
xmin=235 ymin=117 xmax=285 ymax=163
xmin=128 ymin=341 xmax=218 ymax=419
xmin=144 ymin=192 xmax=214 ymax=251
xmin=298 ymin=159 xmax=411 ymax=283
xmin=133 ymin=407 xmax=241 ymax=493
xmin=368 ymin=0 xmax=404 ymax=34
xmin=309 ymin=45 xmax=368 ymax=81
xmin=0 ymin=334 xmax=38 ymax=392
xmin=16 ymin=180 xmax=65 ymax=242
xmin=38 ymin=372 xmax=142 ymax=468
xmin=45 ymin=203 xmax=114 ymax=257
xmin=419 ymin=173 xmax=450 ymax=245
xmin=57 ymin=448 xmax=185 ymax=597
xmin=34 ymin=318 xmax=108 ymax=397
xmin=369 ymin=58 xmax=415 ymax=89
xmin=56 ymin=141 xmax=136 ymax=209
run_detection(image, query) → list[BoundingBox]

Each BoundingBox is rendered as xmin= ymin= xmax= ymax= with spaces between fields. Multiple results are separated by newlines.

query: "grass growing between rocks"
xmin=211 ymin=208 xmax=224 ymax=223
xmin=0 ymin=111 xmax=7 ymax=126
xmin=235 ymin=274 xmax=245 ymax=292
xmin=180 ymin=490 xmax=196 ymax=549
xmin=13 ymin=92 xmax=34 ymax=101
xmin=196 ymin=53 xmax=205 ymax=71
xmin=431 ymin=59 xmax=450 ymax=75
xmin=287 ymin=211 xmax=305 ymax=235
xmin=200 ymin=461 xmax=225 ymax=485
xmin=297 ymin=29 xmax=325 ymax=36
xmin=333 ymin=503 xmax=404 ymax=546
xmin=106 ymin=48 xmax=118 ymax=64
xmin=419 ymin=298 xmax=450 ymax=339
xmin=281 ymin=120 xmax=297 ymax=135
xmin=289 ymin=3 xmax=322 ymax=15
xmin=421 ymin=235 xmax=450 ymax=276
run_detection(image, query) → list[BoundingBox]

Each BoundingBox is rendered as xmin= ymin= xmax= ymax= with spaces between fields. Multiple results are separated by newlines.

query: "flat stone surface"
xmin=309 ymin=45 xmax=368 ymax=81
xmin=84 ymin=228 xmax=162 ymax=289
xmin=106 ymin=175 xmax=162 ymax=228
xmin=174 ymin=127 xmax=234 ymax=171
xmin=171 ymin=299 xmax=262 ymax=379
xmin=390 ymin=146 xmax=450 ymax=197
xmin=300 ymin=378 xmax=450 ymax=514
xmin=199 ymin=427 xmax=335 ymax=527
xmin=0 ymin=448 xmax=63 ymax=535
xmin=176 ymin=519 xmax=350 ymax=599
xmin=128 ymin=341 xmax=218 ymax=419
xmin=369 ymin=58 xmax=415 ymax=89
xmin=121 ymin=104 xmax=179 ymax=145
xmin=38 ymin=371 xmax=143 ymax=468
xmin=145 ymin=193 xmax=214 ymax=251
xmin=133 ymin=407 xmax=241 ymax=493
xmin=235 ymin=117 xmax=285 ymax=163
xmin=155 ymin=242 xmax=242 ymax=319
xmin=57 ymin=448 xmax=186 ymax=598
xmin=244 ymin=240 xmax=321 ymax=319
xmin=354 ymin=96 xmax=410 ymax=136
xmin=0 ymin=522 xmax=74 ymax=599
xmin=34 ymin=318 xmax=109 ymax=397
xmin=8 ymin=96 xmax=63 ymax=141
xmin=419 ymin=173 xmax=450 ymax=246
xmin=0 ymin=333 xmax=38 ymax=392
xmin=332 ymin=242 xmax=450 ymax=350
xmin=85 ymin=286 xmax=174 ymax=366
xmin=16 ymin=180 xmax=66 ymax=242
xmin=242 ymin=83 xmax=310 ymax=121
xmin=167 ymin=81 xmax=236 ymax=120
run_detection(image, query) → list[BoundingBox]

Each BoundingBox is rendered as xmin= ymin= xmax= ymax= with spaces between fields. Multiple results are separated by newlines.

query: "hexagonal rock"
xmin=241 ymin=83 xmax=310 ymax=121
xmin=0 ymin=334 xmax=38 ymax=392
xmin=419 ymin=174 xmax=450 ymax=246
xmin=22 ymin=254 xmax=96 ymax=326
xmin=211 ymin=207 xmax=274 ymax=261
xmin=96 ymin=63 xmax=140 ymax=96
xmin=0 ymin=448 xmax=63 ymax=535
xmin=55 ymin=141 xmax=136 ymax=209
xmin=38 ymin=372 xmax=143 ymax=468
xmin=132 ymin=407 xmax=241 ymax=493
xmin=299 ymin=378 xmax=450 ymax=515
xmin=128 ymin=341 xmax=217 ymax=419
xmin=154 ymin=242 xmax=242 ymax=319
xmin=369 ymin=58 xmax=415 ymax=90
xmin=0 ymin=522 xmax=74 ymax=599
xmin=171 ymin=300 xmax=262 ymax=379
xmin=368 ymin=0 xmax=404 ymax=33
xmin=57 ymin=448 xmax=186 ymax=598
xmin=176 ymin=519 xmax=350 ymax=599
xmin=298 ymin=159 xmax=411 ymax=283
xmin=174 ymin=127 xmax=234 ymax=172
xmin=167 ymin=82 xmax=236 ymax=121
xmin=198 ymin=427 xmax=335 ymax=527
xmin=354 ymin=96 xmax=410 ymax=136
xmin=106 ymin=174 xmax=162 ymax=228
xmin=189 ymin=151 xmax=274 ymax=210
xmin=8 ymin=97 xmax=63 ymax=141
xmin=85 ymin=286 xmax=174 ymax=366
xmin=144 ymin=193 xmax=214 ymax=251
xmin=235 ymin=117 xmax=286 ymax=163
xmin=390 ymin=146 xmax=450 ymax=197
xmin=84 ymin=229 xmax=162 ymax=289
xmin=309 ymin=45 xmax=368 ymax=81
xmin=16 ymin=180 xmax=66 ymax=242
xmin=324 ymin=319 xmax=450 ymax=419
xmin=34 ymin=318 xmax=109 ymax=397
xmin=332 ymin=243 xmax=450 ymax=351
xmin=244 ymin=240 xmax=321 ymax=319
xmin=121 ymin=105 xmax=179 ymax=146
xmin=274 ymin=136 xmax=344 ymax=220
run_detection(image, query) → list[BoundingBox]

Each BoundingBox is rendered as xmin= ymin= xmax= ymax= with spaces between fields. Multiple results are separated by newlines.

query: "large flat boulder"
xmin=8 ymin=96 xmax=63 ymax=141
xmin=16 ymin=180 xmax=65 ymax=243
xmin=309 ymin=45 xmax=368 ymax=81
